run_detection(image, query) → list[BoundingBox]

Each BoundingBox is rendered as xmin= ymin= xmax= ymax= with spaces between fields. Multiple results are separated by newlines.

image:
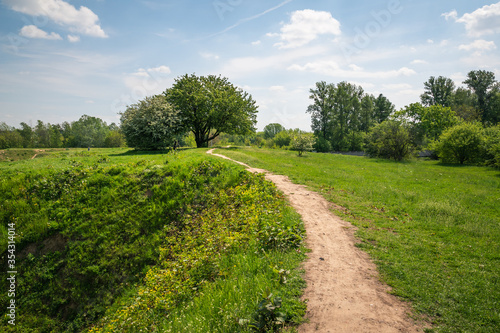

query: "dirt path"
xmin=207 ymin=148 xmax=423 ymax=333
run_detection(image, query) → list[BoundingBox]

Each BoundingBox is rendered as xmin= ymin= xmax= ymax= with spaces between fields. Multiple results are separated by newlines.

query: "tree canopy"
xmin=307 ymin=81 xmax=395 ymax=151
xmin=120 ymin=95 xmax=181 ymax=149
xmin=420 ymin=76 xmax=455 ymax=107
xmin=165 ymin=74 xmax=258 ymax=148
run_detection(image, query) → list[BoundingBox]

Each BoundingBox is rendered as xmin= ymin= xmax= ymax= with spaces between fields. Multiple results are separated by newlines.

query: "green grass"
xmin=216 ymin=147 xmax=500 ymax=333
xmin=0 ymin=148 xmax=307 ymax=332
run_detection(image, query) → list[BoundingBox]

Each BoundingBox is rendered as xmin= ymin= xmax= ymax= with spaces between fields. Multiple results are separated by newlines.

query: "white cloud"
xmin=19 ymin=25 xmax=62 ymax=40
xmin=445 ymin=2 xmax=500 ymax=37
xmin=288 ymin=60 xmax=416 ymax=79
xmin=67 ymin=34 xmax=80 ymax=42
xmin=411 ymin=59 xmax=428 ymax=65
xmin=218 ymin=45 xmax=328 ymax=78
xmin=272 ymin=9 xmax=341 ymax=49
xmin=148 ymin=65 xmax=171 ymax=74
xmin=458 ymin=39 xmax=496 ymax=51
xmin=441 ymin=10 xmax=458 ymax=21
xmin=4 ymin=0 xmax=107 ymax=38
xmin=251 ymin=40 xmax=262 ymax=46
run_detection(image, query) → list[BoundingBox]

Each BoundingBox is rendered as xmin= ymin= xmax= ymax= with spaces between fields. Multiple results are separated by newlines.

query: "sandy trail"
xmin=207 ymin=148 xmax=422 ymax=333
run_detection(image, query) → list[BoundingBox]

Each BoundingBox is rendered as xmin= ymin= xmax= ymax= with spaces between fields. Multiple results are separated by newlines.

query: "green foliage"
xmin=0 ymin=122 xmax=23 ymax=149
xmin=463 ymin=70 xmax=499 ymax=125
xmin=120 ymin=95 xmax=181 ymax=149
xmin=165 ymin=74 xmax=258 ymax=148
xmin=483 ymin=125 xmax=500 ymax=168
xmin=432 ymin=122 xmax=485 ymax=165
xmin=313 ymin=136 xmax=332 ymax=152
xmin=246 ymin=290 xmax=286 ymax=332
xmin=263 ymin=123 xmax=286 ymax=140
xmin=69 ymin=115 xmax=110 ymax=148
xmin=395 ymin=103 xmax=460 ymax=146
xmin=420 ymin=76 xmax=455 ymax=107
xmin=364 ymin=120 xmax=415 ymax=161
xmin=307 ymin=81 xmax=395 ymax=152
xmin=291 ymin=132 xmax=314 ymax=156
xmin=0 ymin=149 xmax=306 ymax=333
xmin=273 ymin=130 xmax=292 ymax=148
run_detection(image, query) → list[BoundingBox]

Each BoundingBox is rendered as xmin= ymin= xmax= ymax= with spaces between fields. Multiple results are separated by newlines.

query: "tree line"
xmin=304 ymin=69 xmax=500 ymax=167
xmin=0 ymin=115 xmax=125 ymax=149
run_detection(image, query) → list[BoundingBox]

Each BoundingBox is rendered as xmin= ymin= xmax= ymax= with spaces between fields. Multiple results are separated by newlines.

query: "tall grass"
xmin=218 ymin=147 xmax=500 ymax=333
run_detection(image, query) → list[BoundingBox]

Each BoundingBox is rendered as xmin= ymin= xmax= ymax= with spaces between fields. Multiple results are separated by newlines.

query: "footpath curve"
xmin=207 ymin=148 xmax=422 ymax=333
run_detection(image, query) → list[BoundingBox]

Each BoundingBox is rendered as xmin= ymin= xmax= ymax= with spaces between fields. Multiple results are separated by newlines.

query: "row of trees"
xmin=339 ymin=70 xmax=500 ymax=166
xmin=0 ymin=115 xmax=125 ymax=149
xmin=307 ymin=81 xmax=395 ymax=152
xmin=419 ymin=70 xmax=500 ymax=125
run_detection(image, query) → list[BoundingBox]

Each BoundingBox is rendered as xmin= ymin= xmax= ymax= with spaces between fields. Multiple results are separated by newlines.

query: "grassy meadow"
xmin=0 ymin=148 xmax=307 ymax=332
xmin=217 ymin=147 xmax=500 ymax=332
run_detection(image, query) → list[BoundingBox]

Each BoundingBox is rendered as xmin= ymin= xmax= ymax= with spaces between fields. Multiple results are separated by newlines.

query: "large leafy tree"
xmin=331 ymin=81 xmax=364 ymax=150
xmin=451 ymin=87 xmax=480 ymax=122
xmin=307 ymin=81 xmax=334 ymax=142
xmin=120 ymin=95 xmax=181 ymax=149
xmin=373 ymin=94 xmax=395 ymax=123
xmin=165 ymin=74 xmax=258 ymax=148
xmin=71 ymin=115 xmax=110 ymax=148
xmin=364 ymin=120 xmax=415 ymax=161
xmin=420 ymin=76 xmax=455 ymax=107
xmin=263 ymin=123 xmax=285 ymax=139
xmin=463 ymin=70 xmax=498 ymax=125
xmin=395 ymin=103 xmax=460 ymax=147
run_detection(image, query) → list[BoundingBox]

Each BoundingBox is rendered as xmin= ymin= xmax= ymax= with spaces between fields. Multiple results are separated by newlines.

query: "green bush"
xmin=291 ymin=132 xmax=314 ymax=156
xmin=273 ymin=130 xmax=292 ymax=148
xmin=313 ymin=136 xmax=332 ymax=152
xmin=433 ymin=122 xmax=485 ymax=165
xmin=364 ymin=120 xmax=415 ymax=161
xmin=483 ymin=125 xmax=500 ymax=168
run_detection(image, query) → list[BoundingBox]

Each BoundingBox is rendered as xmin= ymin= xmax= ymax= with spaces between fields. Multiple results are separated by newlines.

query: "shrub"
xmin=273 ymin=130 xmax=292 ymax=148
xmin=364 ymin=120 xmax=415 ymax=161
xmin=313 ymin=136 xmax=332 ymax=152
xmin=291 ymin=132 xmax=314 ymax=156
xmin=482 ymin=125 xmax=500 ymax=168
xmin=432 ymin=122 xmax=485 ymax=165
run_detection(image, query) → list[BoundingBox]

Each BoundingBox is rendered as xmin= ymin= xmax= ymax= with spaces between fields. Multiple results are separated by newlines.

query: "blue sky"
xmin=1 ymin=0 xmax=500 ymax=131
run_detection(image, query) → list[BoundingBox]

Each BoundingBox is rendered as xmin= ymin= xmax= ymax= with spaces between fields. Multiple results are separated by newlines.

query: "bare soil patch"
xmin=208 ymin=148 xmax=423 ymax=333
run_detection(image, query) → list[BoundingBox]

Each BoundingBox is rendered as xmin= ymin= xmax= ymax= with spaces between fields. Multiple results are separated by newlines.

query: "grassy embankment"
xmin=217 ymin=147 xmax=500 ymax=333
xmin=0 ymin=148 xmax=307 ymax=332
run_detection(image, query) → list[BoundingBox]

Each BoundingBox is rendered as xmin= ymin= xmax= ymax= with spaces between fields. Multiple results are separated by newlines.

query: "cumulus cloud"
xmin=273 ymin=9 xmax=341 ymax=49
xmin=443 ymin=2 xmax=500 ymax=37
xmin=458 ymin=39 xmax=497 ymax=51
xmin=19 ymin=25 xmax=62 ymax=40
xmin=4 ymin=0 xmax=107 ymax=38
